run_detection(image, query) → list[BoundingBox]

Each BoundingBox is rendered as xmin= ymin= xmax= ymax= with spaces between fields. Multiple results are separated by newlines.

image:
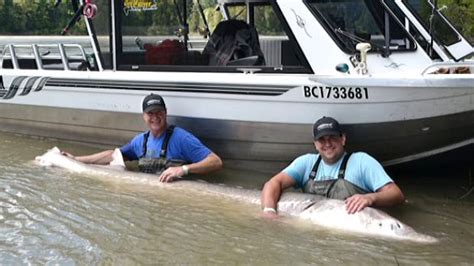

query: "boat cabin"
xmin=99 ymin=0 xmax=310 ymax=73
xmin=1 ymin=0 xmax=472 ymax=75
xmin=95 ymin=0 xmax=473 ymax=74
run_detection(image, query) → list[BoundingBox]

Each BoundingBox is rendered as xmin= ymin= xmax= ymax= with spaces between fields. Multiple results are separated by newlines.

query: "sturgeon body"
xmin=35 ymin=147 xmax=438 ymax=243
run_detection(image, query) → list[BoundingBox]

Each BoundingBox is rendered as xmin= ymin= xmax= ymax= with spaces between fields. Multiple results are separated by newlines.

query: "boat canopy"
xmin=306 ymin=0 xmax=418 ymax=57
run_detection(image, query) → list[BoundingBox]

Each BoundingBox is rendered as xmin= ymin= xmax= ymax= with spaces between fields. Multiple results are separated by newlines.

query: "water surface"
xmin=0 ymin=132 xmax=472 ymax=264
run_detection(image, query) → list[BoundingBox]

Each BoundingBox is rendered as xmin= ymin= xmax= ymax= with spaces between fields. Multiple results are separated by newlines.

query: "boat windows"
xmin=380 ymin=0 xmax=441 ymax=60
xmin=306 ymin=0 xmax=417 ymax=55
xmin=114 ymin=0 xmax=310 ymax=73
xmin=394 ymin=0 xmax=473 ymax=61
xmin=402 ymin=0 xmax=460 ymax=46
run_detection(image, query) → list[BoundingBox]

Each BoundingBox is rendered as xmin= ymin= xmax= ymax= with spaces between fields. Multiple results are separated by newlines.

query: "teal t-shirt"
xmin=283 ymin=152 xmax=393 ymax=192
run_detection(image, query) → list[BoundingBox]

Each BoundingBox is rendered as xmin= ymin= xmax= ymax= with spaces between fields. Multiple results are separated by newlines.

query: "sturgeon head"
xmin=298 ymin=199 xmax=438 ymax=243
xmin=34 ymin=147 xmax=88 ymax=173
xmin=34 ymin=147 xmax=160 ymax=185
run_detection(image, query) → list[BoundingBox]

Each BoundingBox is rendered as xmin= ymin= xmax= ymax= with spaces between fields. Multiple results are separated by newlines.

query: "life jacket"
xmin=137 ymin=125 xmax=186 ymax=174
xmin=303 ymin=153 xmax=368 ymax=200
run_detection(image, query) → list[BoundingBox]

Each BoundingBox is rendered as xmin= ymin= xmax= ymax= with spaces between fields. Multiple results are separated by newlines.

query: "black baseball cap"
xmin=142 ymin=93 xmax=166 ymax=113
xmin=313 ymin=116 xmax=343 ymax=140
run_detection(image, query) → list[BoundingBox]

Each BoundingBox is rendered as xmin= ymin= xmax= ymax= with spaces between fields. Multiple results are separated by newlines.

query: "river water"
xmin=0 ymin=132 xmax=472 ymax=265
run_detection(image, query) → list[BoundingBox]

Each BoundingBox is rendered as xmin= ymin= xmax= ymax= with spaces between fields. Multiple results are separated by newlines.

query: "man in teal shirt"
xmin=261 ymin=116 xmax=404 ymax=216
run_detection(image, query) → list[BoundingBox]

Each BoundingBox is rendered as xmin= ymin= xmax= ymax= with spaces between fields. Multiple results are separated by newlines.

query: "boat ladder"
xmin=0 ymin=43 xmax=89 ymax=71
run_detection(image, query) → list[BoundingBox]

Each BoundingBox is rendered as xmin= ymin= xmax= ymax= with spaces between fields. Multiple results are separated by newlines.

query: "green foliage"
xmin=0 ymin=0 xmax=86 ymax=35
xmin=254 ymin=6 xmax=284 ymax=35
xmin=0 ymin=0 xmax=472 ymax=43
xmin=202 ymin=7 xmax=223 ymax=32
xmin=438 ymin=0 xmax=474 ymax=43
xmin=407 ymin=0 xmax=473 ymax=43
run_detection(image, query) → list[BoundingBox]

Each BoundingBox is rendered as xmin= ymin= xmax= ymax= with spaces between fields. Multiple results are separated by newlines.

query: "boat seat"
xmin=202 ymin=19 xmax=265 ymax=66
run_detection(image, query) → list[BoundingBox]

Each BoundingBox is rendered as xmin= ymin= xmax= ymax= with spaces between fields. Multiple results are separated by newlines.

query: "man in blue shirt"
xmin=65 ymin=93 xmax=222 ymax=182
xmin=261 ymin=116 xmax=404 ymax=215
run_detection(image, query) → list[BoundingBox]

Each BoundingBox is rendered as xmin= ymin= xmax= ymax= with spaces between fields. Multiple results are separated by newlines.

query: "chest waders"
xmin=303 ymin=153 xmax=369 ymax=200
xmin=137 ymin=125 xmax=186 ymax=174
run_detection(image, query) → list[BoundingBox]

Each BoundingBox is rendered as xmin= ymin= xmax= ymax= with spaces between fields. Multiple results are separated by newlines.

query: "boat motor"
xmin=355 ymin=43 xmax=371 ymax=75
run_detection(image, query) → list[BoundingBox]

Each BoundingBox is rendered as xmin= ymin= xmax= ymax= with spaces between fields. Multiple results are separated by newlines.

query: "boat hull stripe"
xmin=20 ymin=76 xmax=41 ymax=95
xmin=46 ymin=78 xmax=291 ymax=96
xmin=4 ymin=76 xmax=27 ymax=99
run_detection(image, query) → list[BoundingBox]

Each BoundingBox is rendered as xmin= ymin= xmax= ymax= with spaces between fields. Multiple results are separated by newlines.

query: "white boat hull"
xmin=1 ymin=70 xmax=472 ymax=169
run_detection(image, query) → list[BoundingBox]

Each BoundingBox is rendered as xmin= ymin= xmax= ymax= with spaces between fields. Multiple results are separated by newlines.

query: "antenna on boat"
xmin=60 ymin=0 xmax=97 ymax=35
xmin=196 ymin=0 xmax=210 ymax=38
xmin=173 ymin=0 xmax=190 ymax=48
xmin=428 ymin=0 xmax=438 ymax=58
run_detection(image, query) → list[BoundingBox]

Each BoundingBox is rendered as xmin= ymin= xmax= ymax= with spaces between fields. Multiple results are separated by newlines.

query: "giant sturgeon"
xmin=35 ymin=147 xmax=438 ymax=243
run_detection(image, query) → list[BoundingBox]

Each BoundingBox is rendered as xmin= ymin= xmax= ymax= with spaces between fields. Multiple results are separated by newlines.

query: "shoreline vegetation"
xmin=0 ymin=0 xmax=472 ymax=44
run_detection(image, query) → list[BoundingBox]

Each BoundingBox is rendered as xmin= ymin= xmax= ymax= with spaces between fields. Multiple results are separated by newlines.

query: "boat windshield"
xmin=402 ymin=0 xmax=469 ymax=46
xmin=306 ymin=0 xmax=416 ymax=55
xmin=108 ymin=0 xmax=310 ymax=73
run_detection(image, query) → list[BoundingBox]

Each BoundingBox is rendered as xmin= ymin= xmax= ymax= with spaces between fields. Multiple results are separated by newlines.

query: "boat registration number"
xmin=304 ymin=86 xmax=369 ymax=99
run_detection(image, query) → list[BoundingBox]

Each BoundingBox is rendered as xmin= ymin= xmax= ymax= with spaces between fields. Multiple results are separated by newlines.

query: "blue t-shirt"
xmin=120 ymin=127 xmax=212 ymax=163
xmin=283 ymin=152 xmax=393 ymax=192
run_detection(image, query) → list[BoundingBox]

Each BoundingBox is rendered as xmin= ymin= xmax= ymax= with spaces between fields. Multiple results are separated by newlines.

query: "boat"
xmin=0 ymin=0 xmax=473 ymax=171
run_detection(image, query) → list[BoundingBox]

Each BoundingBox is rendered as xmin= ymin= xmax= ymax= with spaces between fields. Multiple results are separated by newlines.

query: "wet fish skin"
xmin=35 ymin=147 xmax=438 ymax=243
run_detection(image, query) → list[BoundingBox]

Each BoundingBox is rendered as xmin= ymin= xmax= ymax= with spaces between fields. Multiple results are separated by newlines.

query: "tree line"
xmin=437 ymin=0 xmax=473 ymax=43
xmin=0 ymin=0 xmax=472 ymax=43
xmin=0 ymin=0 xmax=86 ymax=35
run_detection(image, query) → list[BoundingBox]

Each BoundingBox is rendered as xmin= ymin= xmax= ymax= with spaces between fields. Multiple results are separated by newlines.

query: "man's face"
xmin=143 ymin=109 xmax=167 ymax=135
xmin=314 ymin=134 xmax=346 ymax=164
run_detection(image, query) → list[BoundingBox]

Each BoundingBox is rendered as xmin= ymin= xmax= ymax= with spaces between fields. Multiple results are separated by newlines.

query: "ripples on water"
xmin=0 ymin=132 xmax=473 ymax=264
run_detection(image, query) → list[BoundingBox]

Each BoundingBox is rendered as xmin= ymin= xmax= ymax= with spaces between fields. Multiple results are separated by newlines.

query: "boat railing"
xmin=0 ymin=43 xmax=89 ymax=71
xmin=422 ymin=61 xmax=474 ymax=75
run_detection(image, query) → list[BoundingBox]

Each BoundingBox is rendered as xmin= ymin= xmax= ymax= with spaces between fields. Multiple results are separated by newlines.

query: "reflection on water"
xmin=0 ymin=132 xmax=473 ymax=264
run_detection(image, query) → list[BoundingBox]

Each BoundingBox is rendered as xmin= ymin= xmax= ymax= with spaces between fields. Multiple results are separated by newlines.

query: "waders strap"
xmin=141 ymin=131 xmax=150 ymax=158
xmin=337 ymin=152 xmax=352 ymax=179
xmin=309 ymin=152 xmax=352 ymax=180
xmin=309 ymin=155 xmax=322 ymax=180
xmin=159 ymin=125 xmax=175 ymax=158
xmin=140 ymin=125 xmax=176 ymax=159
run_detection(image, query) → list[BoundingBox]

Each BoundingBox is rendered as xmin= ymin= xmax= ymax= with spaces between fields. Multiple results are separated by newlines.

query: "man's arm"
xmin=260 ymin=172 xmax=296 ymax=217
xmin=159 ymin=152 xmax=223 ymax=182
xmin=63 ymin=150 xmax=115 ymax=165
xmin=345 ymin=182 xmax=405 ymax=214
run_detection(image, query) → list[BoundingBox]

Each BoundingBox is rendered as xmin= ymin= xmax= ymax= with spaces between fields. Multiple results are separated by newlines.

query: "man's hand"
xmin=158 ymin=166 xmax=186 ymax=182
xmin=345 ymin=194 xmax=374 ymax=214
xmin=345 ymin=183 xmax=405 ymax=214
